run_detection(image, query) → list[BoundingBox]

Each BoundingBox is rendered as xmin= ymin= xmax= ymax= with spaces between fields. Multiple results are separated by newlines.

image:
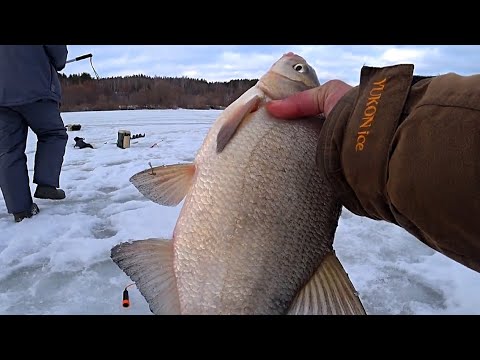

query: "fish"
xmin=110 ymin=52 xmax=366 ymax=315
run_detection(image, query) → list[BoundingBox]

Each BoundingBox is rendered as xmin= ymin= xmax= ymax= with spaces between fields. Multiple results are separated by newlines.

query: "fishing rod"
xmin=65 ymin=53 xmax=100 ymax=79
xmin=65 ymin=53 xmax=92 ymax=64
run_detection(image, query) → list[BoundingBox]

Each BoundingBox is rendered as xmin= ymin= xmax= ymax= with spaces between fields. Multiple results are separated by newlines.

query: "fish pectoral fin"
xmin=111 ymin=238 xmax=181 ymax=315
xmin=287 ymin=252 xmax=367 ymax=315
xmin=130 ymin=163 xmax=196 ymax=206
xmin=216 ymin=94 xmax=262 ymax=153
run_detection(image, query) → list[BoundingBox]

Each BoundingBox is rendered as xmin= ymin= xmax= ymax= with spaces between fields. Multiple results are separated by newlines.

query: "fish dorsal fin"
xmin=288 ymin=252 xmax=367 ymax=315
xmin=216 ymin=94 xmax=262 ymax=153
xmin=130 ymin=163 xmax=195 ymax=206
xmin=110 ymin=238 xmax=181 ymax=315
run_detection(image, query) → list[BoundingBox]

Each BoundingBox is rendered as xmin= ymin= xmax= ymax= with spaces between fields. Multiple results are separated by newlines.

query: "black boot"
xmin=14 ymin=203 xmax=40 ymax=223
xmin=34 ymin=185 xmax=66 ymax=200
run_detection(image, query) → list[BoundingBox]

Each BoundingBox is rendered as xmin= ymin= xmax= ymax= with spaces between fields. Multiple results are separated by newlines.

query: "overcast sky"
xmin=62 ymin=45 xmax=480 ymax=85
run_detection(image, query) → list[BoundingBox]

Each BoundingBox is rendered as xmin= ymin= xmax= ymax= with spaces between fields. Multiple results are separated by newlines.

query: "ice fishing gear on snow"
xmin=117 ymin=130 xmax=131 ymax=149
xmin=122 ymin=283 xmax=136 ymax=308
xmin=65 ymin=124 xmax=82 ymax=131
xmin=73 ymin=137 xmax=94 ymax=149
xmin=117 ymin=132 xmax=146 ymax=148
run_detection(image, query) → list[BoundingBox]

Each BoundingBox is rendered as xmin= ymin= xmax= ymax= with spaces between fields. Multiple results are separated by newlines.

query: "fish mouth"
xmin=280 ymin=52 xmax=309 ymax=66
xmin=257 ymin=80 xmax=277 ymax=100
xmin=282 ymin=52 xmax=304 ymax=60
xmin=258 ymin=70 xmax=318 ymax=100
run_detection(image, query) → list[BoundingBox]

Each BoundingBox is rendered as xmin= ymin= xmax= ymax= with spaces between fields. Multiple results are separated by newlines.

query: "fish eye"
xmin=293 ymin=63 xmax=307 ymax=73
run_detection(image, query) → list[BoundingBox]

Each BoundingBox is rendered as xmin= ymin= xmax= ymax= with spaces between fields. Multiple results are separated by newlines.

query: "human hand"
xmin=266 ymin=80 xmax=352 ymax=119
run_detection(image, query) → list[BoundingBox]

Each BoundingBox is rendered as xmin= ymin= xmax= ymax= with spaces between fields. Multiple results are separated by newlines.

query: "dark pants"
xmin=0 ymin=99 xmax=68 ymax=214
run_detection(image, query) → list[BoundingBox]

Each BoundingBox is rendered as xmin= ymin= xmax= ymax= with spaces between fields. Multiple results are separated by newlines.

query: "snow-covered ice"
xmin=1 ymin=109 xmax=478 ymax=315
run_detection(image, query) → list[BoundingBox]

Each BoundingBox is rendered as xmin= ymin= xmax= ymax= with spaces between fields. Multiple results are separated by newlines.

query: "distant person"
xmin=266 ymin=63 xmax=480 ymax=274
xmin=0 ymin=45 xmax=69 ymax=223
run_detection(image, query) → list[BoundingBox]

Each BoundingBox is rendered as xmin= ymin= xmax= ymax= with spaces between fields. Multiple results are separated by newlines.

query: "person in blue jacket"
xmin=0 ymin=45 xmax=69 ymax=222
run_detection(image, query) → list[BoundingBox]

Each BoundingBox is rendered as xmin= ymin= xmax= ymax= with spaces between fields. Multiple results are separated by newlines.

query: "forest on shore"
xmin=59 ymin=73 xmax=258 ymax=112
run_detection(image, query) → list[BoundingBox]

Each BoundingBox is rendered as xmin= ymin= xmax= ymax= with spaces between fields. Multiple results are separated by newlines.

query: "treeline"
xmin=58 ymin=73 xmax=258 ymax=112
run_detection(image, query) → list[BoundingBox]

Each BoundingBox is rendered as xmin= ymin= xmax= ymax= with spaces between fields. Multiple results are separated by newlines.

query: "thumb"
xmin=265 ymin=86 xmax=325 ymax=119
xmin=266 ymin=80 xmax=352 ymax=119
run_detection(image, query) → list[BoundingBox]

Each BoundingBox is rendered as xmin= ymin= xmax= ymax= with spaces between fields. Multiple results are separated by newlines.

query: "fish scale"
xmin=177 ymin=114 xmax=337 ymax=314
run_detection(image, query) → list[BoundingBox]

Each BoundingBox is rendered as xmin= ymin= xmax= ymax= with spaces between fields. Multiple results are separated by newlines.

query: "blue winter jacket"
xmin=0 ymin=45 xmax=68 ymax=106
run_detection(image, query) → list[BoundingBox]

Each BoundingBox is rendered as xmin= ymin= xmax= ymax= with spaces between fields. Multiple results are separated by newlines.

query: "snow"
xmin=0 ymin=109 xmax=478 ymax=315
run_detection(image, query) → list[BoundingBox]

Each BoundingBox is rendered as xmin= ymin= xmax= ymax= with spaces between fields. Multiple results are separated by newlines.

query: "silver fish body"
xmin=111 ymin=53 xmax=366 ymax=315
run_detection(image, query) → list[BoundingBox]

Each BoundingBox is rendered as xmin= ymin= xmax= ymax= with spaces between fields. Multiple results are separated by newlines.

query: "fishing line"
xmin=89 ymin=56 xmax=100 ymax=79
